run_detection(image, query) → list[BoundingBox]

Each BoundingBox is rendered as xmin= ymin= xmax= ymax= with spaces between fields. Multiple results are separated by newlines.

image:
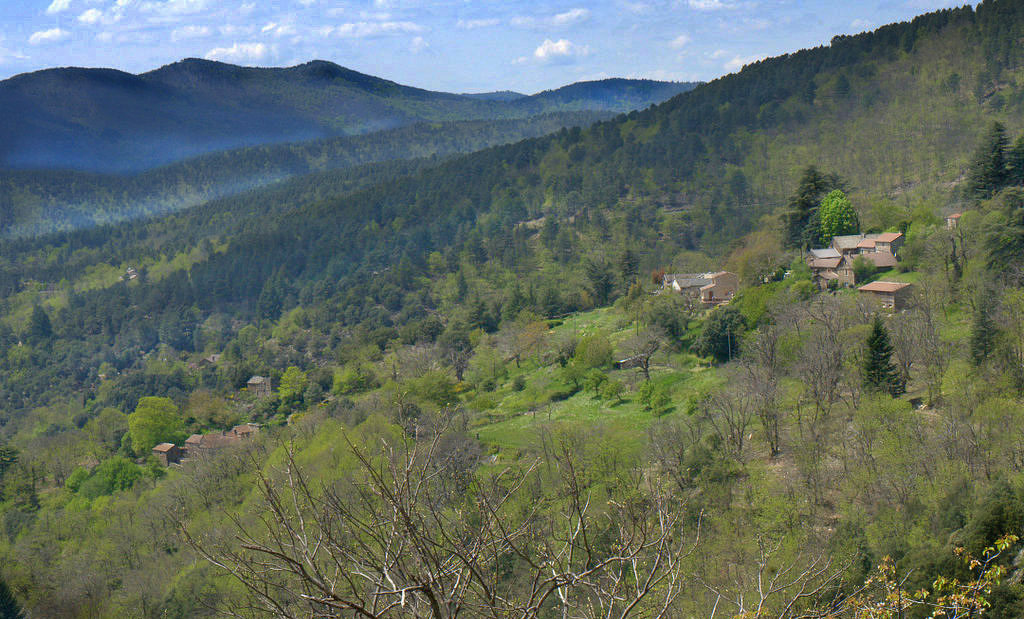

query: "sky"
xmin=0 ymin=0 xmax=972 ymax=94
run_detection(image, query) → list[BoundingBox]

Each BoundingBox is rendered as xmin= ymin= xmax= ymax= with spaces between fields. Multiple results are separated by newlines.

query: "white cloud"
xmin=669 ymin=34 xmax=691 ymax=49
xmin=513 ymin=8 xmax=591 ymax=28
xmin=204 ymin=42 xmax=269 ymax=63
xmin=324 ymin=21 xmax=423 ymax=37
xmin=261 ymin=22 xmax=296 ymax=36
xmin=533 ymin=38 xmax=590 ymax=63
xmin=457 ymin=18 xmax=499 ymax=29
xmin=46 ymin=0 xmax=72 ymax=15
xmin=850 ymin=18 xmax=873 ymax=30
xmin=551 ymin=8 xmax=590 ymax=26
xmin=78 ymin=8 xmax=102 ymax=24
xmin=29 ymin=28 xmax=70 ymax=45
xmin=171 ymin=25 xmax=211 ymax=41
xmin=410 ymin=35 xmax=428 ymax=53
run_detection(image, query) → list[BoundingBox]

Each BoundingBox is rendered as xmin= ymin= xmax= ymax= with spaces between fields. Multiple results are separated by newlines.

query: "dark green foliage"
xmin=694 ymin=306 xmax=745 ymax=363
xmin=1008 ymin=135 xmax=1024 ymax=187
xmin=585 ymin=259 xmax=616 ymax=306
xmin=784 ymin=166 xmax=843 ymax=248
xmin=619 ymin=248 xmax=639 ymax=287
xmin=852 ymin=255 xmax=875 ymax=284
xmin=971 ymin=296 xmax=998 ymax=366
xmin=986 ymin=188 xmax=1024 ymax=275
xmin=862 ymin=315 xmax=904 ymax=396
xmin=0 ymin=577 xmax=26 ymax=619
xmin=966 ymin=122 xmax=1009 ymax=200
xmin=25 ymin=305 xmax=51 ymax=343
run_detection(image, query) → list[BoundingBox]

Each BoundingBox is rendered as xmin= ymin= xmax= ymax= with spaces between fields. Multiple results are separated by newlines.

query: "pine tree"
xmin=863 ymin=315 xmax=904 ymax=396
xmin=0 ymin=577 xmax=26 ymax=619
xmin=970 ymin=298 xmax=998 ymax=366
xmin=1007 ymin=134 xmax=1024 ymax=187
xmin=966 ymin=121 xmax=1009 ymax=200
xmin=619 ymin=248 xmax=639 ymax=287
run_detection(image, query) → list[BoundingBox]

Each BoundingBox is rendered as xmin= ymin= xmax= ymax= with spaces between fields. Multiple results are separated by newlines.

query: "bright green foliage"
xmin=784 ymin=166 xmax=843 ymax=248
xmin=279 ymin=366 xmax=308 ymax=404
xmin=584 ymin=369 xmax=608 ymax=396
xmin=638 ymin=381 xmax=671 ymax=415
xmin=76 ymin=457 xmax=144 ymax=499
xmin=862 ymin=315 xmax=904 ymax=396
xmin=333 ymin=363 xmax=379 ymax=395
xmin=966 ymin=121 xmax=1009 ymax=200
xmin=818 ymin=189 xmax=859 ymax=245
xmin=128 ymin=397 xmax=185 ymax=456
xmin=599 ymin=379 xmax=625 ymax=403
xmin=574 ymin=334 xmax=613 ymax=369
xmin=0 ymin=577 xmax=26 ymax=619
xmin=694 ymin=307 xmax=745 ymax=363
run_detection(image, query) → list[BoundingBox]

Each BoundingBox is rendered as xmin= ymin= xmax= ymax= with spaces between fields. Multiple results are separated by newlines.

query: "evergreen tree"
xmin=585 ymin=258 xmax=615 ymax=306
xmin=1007 ymin=134 xmax=1024 ymax=187
xmin=619 ymin=248 xmax=639 ymax=287
xmin=0 ymin=577 xmax=26 ymax=619
xmin=863 ymin=315 xmax=904 ymax=396
xmin=970 ymin=297 xmax=998 ymax=366
xmin=694 ymin=306 xmax=746 ymax=363
xmin=784 ymin=166 xmax=843 ymax=248
xmin=966 ymin=121 xmax=1009 ymax=200
xmin=25 ymin=305 xmax=52 ymax=343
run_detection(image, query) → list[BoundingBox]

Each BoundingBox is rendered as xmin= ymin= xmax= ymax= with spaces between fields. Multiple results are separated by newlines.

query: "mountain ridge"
xmin=0 ymin=59 xmax=699 ymax=173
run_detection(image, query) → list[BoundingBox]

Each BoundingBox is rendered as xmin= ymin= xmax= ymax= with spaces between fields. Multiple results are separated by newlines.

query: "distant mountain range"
xmin=0 ymin=59 xmax=698 ymax=172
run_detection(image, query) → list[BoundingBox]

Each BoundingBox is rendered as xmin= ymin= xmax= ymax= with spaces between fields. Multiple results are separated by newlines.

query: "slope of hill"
xmin=4 ymin=3 xmax=1024 ymax=616
xmin=0 ymin=110 xmax=611 ymax=237
xmin=0 ymin=59 xmax=698 ymax=172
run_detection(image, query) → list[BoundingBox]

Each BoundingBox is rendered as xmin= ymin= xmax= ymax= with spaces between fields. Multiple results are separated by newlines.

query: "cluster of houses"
xmin=661 ymin=271 xmax=739 ymax=306
xmin=152 ymin=422 xmax=260 ymax=466
xmin=806 ymin=231 xmax=912 ymax=309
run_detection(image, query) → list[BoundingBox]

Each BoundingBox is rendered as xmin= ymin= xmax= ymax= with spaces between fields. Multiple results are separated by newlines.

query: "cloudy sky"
xmin=0 ymin=0 xmax=969 ymax=93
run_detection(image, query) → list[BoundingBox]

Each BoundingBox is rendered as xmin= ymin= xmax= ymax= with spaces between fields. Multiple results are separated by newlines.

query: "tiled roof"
xmin=858 ymin=281 xmax=911 ymax=293
xmin=153 ymin=443 xmax=176 ymax=452
xmin=875 ymin=232 xmax=903 ymax=242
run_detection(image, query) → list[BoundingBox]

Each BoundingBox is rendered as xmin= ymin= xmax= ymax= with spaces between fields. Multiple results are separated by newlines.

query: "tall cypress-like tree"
xmin=1007 ymin=134 xmax=1024 ymax=187
xmin=784 ymin=166 xmax=843 ymax=249
xmin=970 ymin=296 xmax=998 ymax=366
xmin=966 ymin=121 xmax=1009 ymax=200
xmin=863 ymin=315 xmax=904 ymax=396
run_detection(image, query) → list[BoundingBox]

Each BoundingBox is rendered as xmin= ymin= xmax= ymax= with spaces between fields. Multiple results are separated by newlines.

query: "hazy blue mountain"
xmin=0 ymin=59 xmax=698 ymax=172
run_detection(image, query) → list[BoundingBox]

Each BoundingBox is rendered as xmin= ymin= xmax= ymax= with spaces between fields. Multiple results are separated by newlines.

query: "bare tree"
xmin=181 ymin=418 xmax=699 ymax=618
xmin=620 ymin=328 xmax=664 ymax=381
xmin=701 ymin=369 xmax=757 ymax=462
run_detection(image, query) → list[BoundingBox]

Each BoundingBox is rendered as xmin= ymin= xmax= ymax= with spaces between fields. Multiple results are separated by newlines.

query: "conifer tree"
xmin=1007 ymin=134 xmax=1024 ymax=187
xmin=0 ymin=577 xmax=26 ymax=619
xmin=784 ymin=166 xmax=843 ymax=248
xmin=966 ymin=121 xmax=1009 ymax=200
xmin=863 ymin=315 xmax=904 ymax=396
xmin=970 ymin=297 xmax=998 ymax=366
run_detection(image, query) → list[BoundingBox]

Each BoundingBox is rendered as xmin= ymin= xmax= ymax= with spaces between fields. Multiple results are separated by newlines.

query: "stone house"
xmin=857 ymin=281 xmax=913 ymax=310
xmin=152 ymin=443 xmax=183 ymax=466
xmin=247 ymin=375 xmax=272 ymax=397
xmin=662 ymin=271 xmax=739 ymax=306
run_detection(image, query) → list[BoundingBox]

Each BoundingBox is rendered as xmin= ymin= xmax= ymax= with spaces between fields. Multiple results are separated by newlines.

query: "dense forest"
xmin=3 ymin=1 xmax=1024 ymax=617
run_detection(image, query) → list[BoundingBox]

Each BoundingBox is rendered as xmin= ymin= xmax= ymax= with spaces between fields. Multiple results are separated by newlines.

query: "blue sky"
xmin=0 ymin=0 xmax=970 ymax=93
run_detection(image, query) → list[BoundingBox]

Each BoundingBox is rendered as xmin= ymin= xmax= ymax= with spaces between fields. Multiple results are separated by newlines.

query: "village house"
xmin=152 ymin=443 xmax=183 ymax=466
xmin=155 ymin=423 xmax=261 ymax=466
xmin=247 ymin=375 xmax=272 ymax=397
xmin=807 ymin=233 xmax=904 ymax=290
xmin=946 ymin=212 xmax=962 ymax=230
xmin=858 ymin=281 xmax=913 ymax=310
xmin=662 ymin=271 xmax=738 ymax=306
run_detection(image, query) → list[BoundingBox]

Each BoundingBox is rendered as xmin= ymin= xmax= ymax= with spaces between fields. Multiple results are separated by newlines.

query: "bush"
xmin=574 ymin=333 xmax=613 ymax=369
xmin=512 ymin=375 xmax=527 ymax=391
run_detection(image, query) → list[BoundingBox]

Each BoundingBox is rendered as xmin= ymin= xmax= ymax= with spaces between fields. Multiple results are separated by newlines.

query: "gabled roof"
xmin=856 ymin=238 xmax=877 ymax=249
xmin=858 ymin=281 xmax=911 ymax=293
xmin=185 ymin=433 xmax=203 ymax=445
xmin=875 ymin=232 xmax=903 ymax=243
xmin=946 ymin=212 xmax=962 ymax=220
xmin=831 ymin=235 xmax=865 ymax=250
xmin=809 ymin=248 xmax=841 ymax=259
xmin=247 ymin=375 xmax=269 ymax=384
xmin=810 ymin=257 xmax=842 ymax=269
xmin=153 ymin=443 xmax=176 ymax=453
xmin=854 ymin=252 xmax=898 ymax=268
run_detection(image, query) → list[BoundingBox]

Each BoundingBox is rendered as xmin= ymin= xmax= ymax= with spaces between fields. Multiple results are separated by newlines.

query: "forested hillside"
xmin=3 ymin=2 xmax=1024 ymax=617
xmin=0 ymin=110 xmax=610 ymax=237
xmin=0 ymin=58 xmax=697 ymax=172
